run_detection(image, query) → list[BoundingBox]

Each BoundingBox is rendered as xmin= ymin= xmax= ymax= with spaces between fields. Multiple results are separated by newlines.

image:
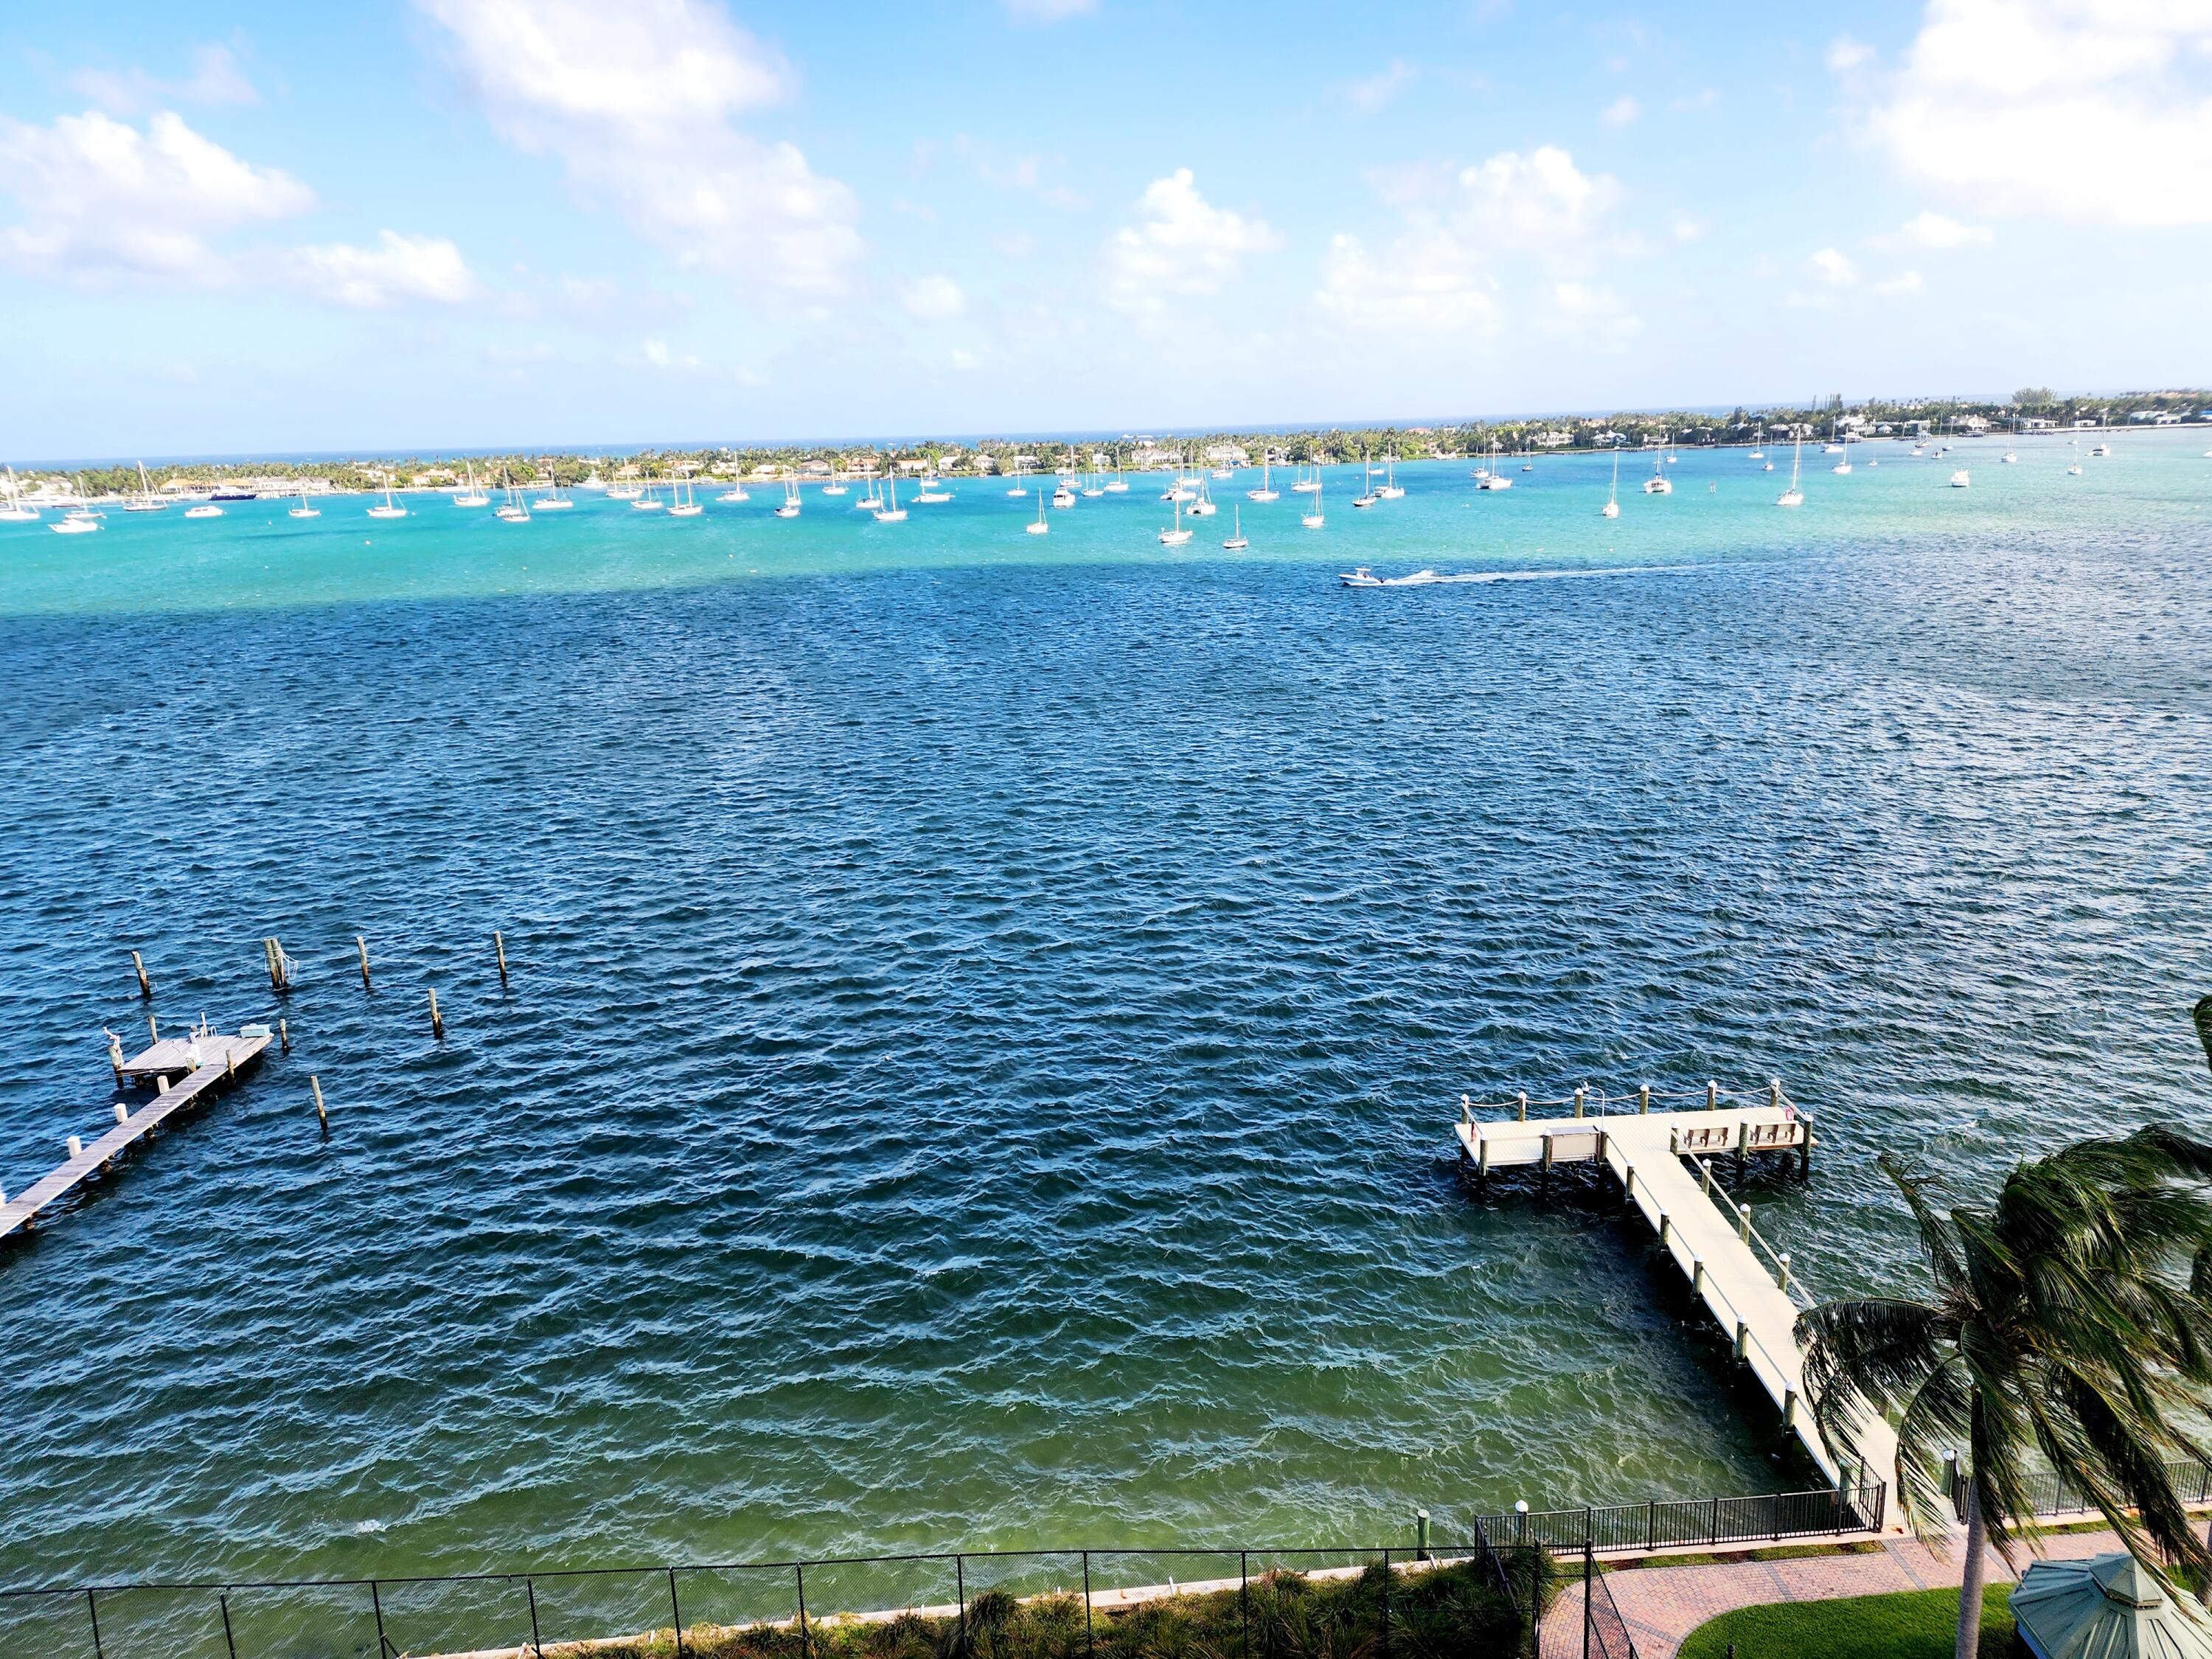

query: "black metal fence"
xmin=1947 ymin=1458 xmax=2212 ymax=1525
xmin=1 ymin=1541 xmax=1564 ymax=1659
xmin=1579 ymin=1547 xmax=1638 ymax=1659
xmin=1474 ymin=1481 xmax=1887 ymax=1555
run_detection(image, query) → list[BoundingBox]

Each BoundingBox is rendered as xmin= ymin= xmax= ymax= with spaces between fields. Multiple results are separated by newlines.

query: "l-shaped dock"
xmin=1457 ymin=1088 xmax=1897 ymax=1525
xmin=0 ymin=1023 xmax=272 ymax=1243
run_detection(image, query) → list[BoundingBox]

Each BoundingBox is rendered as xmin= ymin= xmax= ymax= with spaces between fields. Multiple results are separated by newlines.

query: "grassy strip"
xmin=540 ymin=1559 xmax=1554 ymax=1659
xmin=1677 ymin=1584 xmax=2015 ymax=1659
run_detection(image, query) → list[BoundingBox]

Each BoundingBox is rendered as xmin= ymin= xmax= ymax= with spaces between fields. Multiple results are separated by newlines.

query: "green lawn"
xmin=1676 ymin=1582 xmax=2014 ymax=1659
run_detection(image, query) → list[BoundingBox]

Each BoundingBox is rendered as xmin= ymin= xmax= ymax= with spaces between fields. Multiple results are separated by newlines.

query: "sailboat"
xmin=1301 ymin=476 xmax=1324 ymax=529
xmin=496 ymin=470 xmax=532 ymax=521
xmin=1641 ymin=439 xmax=1672 ymax=494
xmin=1248 ymin=456 xmax=1280 ymax=503
xmin=1748 ymin=425 xmax=1765 ymax=462
xmin=1477 ymin=439 xmax=1513 ymax=488
xmin=2001 ymin=417 xmax=2018 ymax=464
xmin=1005 ymin=462 xmax=1028 ymax=498
xmin=1291 ymin=462 xmax=1321 ymax=494
xmin=855 ymin=475 xmax=883 ymax=511
xmin=453 ymin=462 xmax=490 ymax=507
xmin=52 ymin=477 xmax=102 ymax=533
xmin=822 ymin=470 xmax=849 ymax=497
xmin=1079 ymin=473 xmax=1105 ymax=499
xmin=2066 ymin=441 xmax=2083 ymax=477
xmin=1158 ymin=495 xmax=1191 ymax=546
xmin=668 ymin=475 xmax=703 ymax=517
xmin=915 ymin=479 xmax=951 ymax=504
xmin=366 ymin=480 xmax=408 ymax=519
xmin=1831 ymin=423 xmax=1853 ymax=475
xmin=533 ymin=476 xmax=573 ymax=510
xmin=288 ymin=490 xmax=320 ymax=519
xmin=1188 ymin=477 xmax=1217 ymax=516
xmin=632 ymin=475 xmax=666 ymax=512
xmin=1601 ymin=449 xmax=1621 ymax=518
xmin=874 ymin=476 xmax=907 ymax=523
xmin=1352 ymin=456 xmax=1379 ymax=509
xmin=1223 ymin=505 xmax=1248 ymax=550
xmin=1103 ymin=469 xmax=1129 ymax=494
xmin=1027 ymin=492 xmax=1049 ymax=535
xmin=0 ymin=467 xmax=38 ymax=521
xmin=125 ymin=462 xmax=167 ymax=512
xmin=774 ymin=479 xmax=802 ymax=517
xmin=1377 ymin=457 xmax=1405 ymax=499
xmin=718 ymin=479 xmax=753 ymax=503
xmin=1777 ymin=432 xmax=1805 ymax=507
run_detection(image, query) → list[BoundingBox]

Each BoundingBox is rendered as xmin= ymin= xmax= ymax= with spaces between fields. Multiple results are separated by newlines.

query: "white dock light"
xmin=67 ymin=1135 xmax=83 ymax=1158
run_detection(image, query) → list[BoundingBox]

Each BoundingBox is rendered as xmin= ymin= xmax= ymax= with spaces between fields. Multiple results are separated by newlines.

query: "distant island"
xmin=12 ymin=386 xmax=2205 ymax=502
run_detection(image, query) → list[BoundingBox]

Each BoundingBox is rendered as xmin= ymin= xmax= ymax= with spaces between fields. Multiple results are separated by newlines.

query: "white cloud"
xmin=1350 ymin=61 xmax=1416 ymax=113
xmin=1875 ymin=269 xmax=1925 ymax=295
xmin=417 ymin=0 xmax=861 ymax=295
xmin=70 ymin=44 xmax=260 ymax=115
xmin=641 ymin=337 xmax=702 ymax=369
xmin=285 ymin=230 xmax=479 ymax=307
xmin=1601 ymin=95 xmax=1641 ymax=128
xmin=901 ymin=274 xmax=966 ymax=319
xmin=1826 ymin=35 xmax=1875 ymax=73
xmin=1103 ymin=169 xmax=1281 ymax=317
xmin=1807 ymin=246 xmax=1859 ymax=286
xmin=1548 ymin=281 xmax=1642 ymax=348
xmin=1317 ymin=230 xmax=1501 ymax=333
xmin=1859 ymin=0 xmax=2212 ymax=226
xmin=0 ymin=108 xmax=313 ymax=281
xmin=1004 ymin=0 xmax=1097 ymax=20
xmin=1894 ymin=210 xmax=1993 ymax=248
xmin=1315 ymin=146 xmax=1626 ymax=336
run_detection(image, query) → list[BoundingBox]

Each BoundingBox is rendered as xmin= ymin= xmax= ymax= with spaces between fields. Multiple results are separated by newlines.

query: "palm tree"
xmin=1798 ymin=1109 xmax=2212 ymax=1659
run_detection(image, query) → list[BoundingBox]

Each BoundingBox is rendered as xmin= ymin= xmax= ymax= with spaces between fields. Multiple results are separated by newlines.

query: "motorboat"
xmin=1949 ymin=469 xmax=1970 ymax=488
xmin=1051 ymin=482 xmax=1074 ymax=509
xmin=1340 ymin=567 xmax=1382 ymax=587
xmin=184 ymin=503 xmax=224 ymax=518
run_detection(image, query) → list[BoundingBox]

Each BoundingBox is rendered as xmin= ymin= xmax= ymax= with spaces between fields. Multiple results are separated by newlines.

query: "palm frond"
xmin=2193 ymin=994 xmax=2212 ymax=1075
xmin=1877 ymin=1152 xmax=1968 ymax=1293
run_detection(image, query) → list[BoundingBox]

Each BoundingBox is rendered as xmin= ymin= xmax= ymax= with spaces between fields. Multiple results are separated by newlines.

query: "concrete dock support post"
xmin=131 ymin=950 xmax=150 ymax=1000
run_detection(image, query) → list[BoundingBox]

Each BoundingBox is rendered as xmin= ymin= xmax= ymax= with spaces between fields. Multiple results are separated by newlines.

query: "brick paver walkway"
xmin=1543 ymin=1528 xmax=2127 ymax=1659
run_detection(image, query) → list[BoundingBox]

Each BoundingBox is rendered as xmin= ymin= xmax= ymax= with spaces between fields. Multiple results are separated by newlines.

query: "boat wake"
xmin=1342 ymin=562 xmax=1703 ymax=588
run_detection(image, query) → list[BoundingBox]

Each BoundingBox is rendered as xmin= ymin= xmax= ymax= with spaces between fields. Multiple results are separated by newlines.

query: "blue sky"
xmin=4 ymin=0 xmax=2210 ymax=459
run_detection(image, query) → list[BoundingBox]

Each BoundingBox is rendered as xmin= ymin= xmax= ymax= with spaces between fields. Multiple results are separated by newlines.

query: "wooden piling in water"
xmin=428 ymin=987 xmax=444 ymax=1039
xmin=311 ymin=1075 xmax=327 ymax=1130
xmin=356 ymin=935 xmax=371 ymax=990
xmin=131 ymin=950 xmax=150 ymax=1000
xmin=278 ymin=1017 xmax=290 ymax=1054
xmin=494 ymin=931 xmax=508 ymax=986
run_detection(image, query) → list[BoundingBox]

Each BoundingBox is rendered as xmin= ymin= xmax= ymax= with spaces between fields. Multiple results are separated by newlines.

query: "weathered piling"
xmin=356 ymin=935 xmax=371 ymax=990
xmin=494 ymin=931 xmax=508 ymax=986
xmin=428 ymin=987 xmax=444 ymax=1039
xmin=311 ymin=1075 xmax=327 ymax=1130
xmin=131 ymin=950 xmax=150 ymax=1000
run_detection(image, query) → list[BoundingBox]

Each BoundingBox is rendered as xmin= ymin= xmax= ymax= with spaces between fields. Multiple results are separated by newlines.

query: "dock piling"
xmin=1706 ymin=1080 xmax=1718 ymax=1110
xmin=113 ymin=1104 xmax=128 ymax=1126
xmin=148 ymin=1015 xmax=159 ymax=1046
xmin=67 ymin=1135 xmax=83 ymax=1158
xmin=279 ymin=1017 xmax=290 ymax=1054
xmin=428 ymin=987 xmax=444 ymax=1040
xmin=311 ymin=1075 xmax=327 ymax=1130
xmin=1517 ymin=1091 xmax=1528 ymax=1123
xmin=1734 ymin=1319 xmax=1748 ymax=1360
xmin=1738 ymin=1203 xmax=1752 ymax=1242
xmin=1573 ymin=1086 xmax=1586 ymax=1120
xmin=1639 ymin=1082 xmax=1651 ymax=1114
xmin=495 ymin=931 xmax=509 ymax=986
xmin=357 ymin=935 xmax=372 ymax=990
xmin=108 ymin=1034 xmax=125 ymax=1085
xmin=131 ymin=950 xmax=150 ymax=1000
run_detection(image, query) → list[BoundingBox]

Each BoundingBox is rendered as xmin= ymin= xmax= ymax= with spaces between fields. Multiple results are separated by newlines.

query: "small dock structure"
xmin=1457 ymin=1084 xmax=1898 ymax=1526
xmin=0 ymin=1020 xmax=272 ymax=1244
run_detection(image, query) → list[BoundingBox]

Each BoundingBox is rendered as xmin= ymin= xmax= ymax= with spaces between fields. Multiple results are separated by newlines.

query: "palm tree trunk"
xmin=1955 ymin=1476 xmax=1988 ymax=1659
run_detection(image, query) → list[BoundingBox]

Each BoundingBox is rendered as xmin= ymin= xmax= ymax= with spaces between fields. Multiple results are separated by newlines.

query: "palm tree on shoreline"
xmin=1798 ymin=1093 xmax=2212 ymax=1659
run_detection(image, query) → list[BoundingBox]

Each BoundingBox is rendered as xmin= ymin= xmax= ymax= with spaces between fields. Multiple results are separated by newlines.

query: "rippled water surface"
xmin=1 ymin=438 xmax=2207 ymax=1629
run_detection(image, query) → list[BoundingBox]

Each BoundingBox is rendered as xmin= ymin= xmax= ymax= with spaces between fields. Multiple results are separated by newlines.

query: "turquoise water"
xmin=0 ymin=434 xmax=2206 ymax=1645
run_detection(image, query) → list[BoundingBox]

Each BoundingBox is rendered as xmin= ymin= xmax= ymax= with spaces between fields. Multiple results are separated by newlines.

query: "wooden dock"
xmin=0 ymin=1024 xmax=272 ymax=1244
xmin=1457 ymin=1092 xmax=1899 ymax=1526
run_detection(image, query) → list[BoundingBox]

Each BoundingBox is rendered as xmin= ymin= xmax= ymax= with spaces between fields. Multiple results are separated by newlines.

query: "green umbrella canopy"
xmin=2014 ymin=1554 xmax=2212 ymax=1659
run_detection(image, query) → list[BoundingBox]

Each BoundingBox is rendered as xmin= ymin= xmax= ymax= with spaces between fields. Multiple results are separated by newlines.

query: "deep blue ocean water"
xmin=0 ymin=437 xmax=2206 ymax=1652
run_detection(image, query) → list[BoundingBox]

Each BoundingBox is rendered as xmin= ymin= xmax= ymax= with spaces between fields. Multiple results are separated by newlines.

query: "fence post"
xmin=1585 ymin=1506 xmax=1594 ymax=1552
xmin=956 ymin=1554 xmax=967 ymax=1649
xmin=86 ymin=1588 xmax=105 ymax=1659
xmin=372 ymin=1579 xmax=392 ymax=1658
xmin=796 ymin=1563 xmax=811 ymax=1659
xmin=1583 ymin=1545 xmax=1595 ymax=1659
xmin=670 ymin=1567 xmax=685 ymax=1659
xmin=1239 ymin=1549 xmax=1248 ymax=1659
xmin=1087 ymin=1550 xmax=1098 ymax=1659
xmin=527 ymin=1576 xmax=544 ymax=1658
xmin=1709 ymin=1495 xmax=1720 ymax=1546
xmin=1381 ymin=1547 xmax=1391 ymax=1659
xmin=221 ymin=1592 xmax=239 ymax=1659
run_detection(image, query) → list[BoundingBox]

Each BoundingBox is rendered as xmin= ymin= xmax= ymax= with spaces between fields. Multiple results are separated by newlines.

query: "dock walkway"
xmin=0 ymin=1026 xmax=271 ymax=1243
xmin=1456 ymin=1097 xmax=1897 ymax=1524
